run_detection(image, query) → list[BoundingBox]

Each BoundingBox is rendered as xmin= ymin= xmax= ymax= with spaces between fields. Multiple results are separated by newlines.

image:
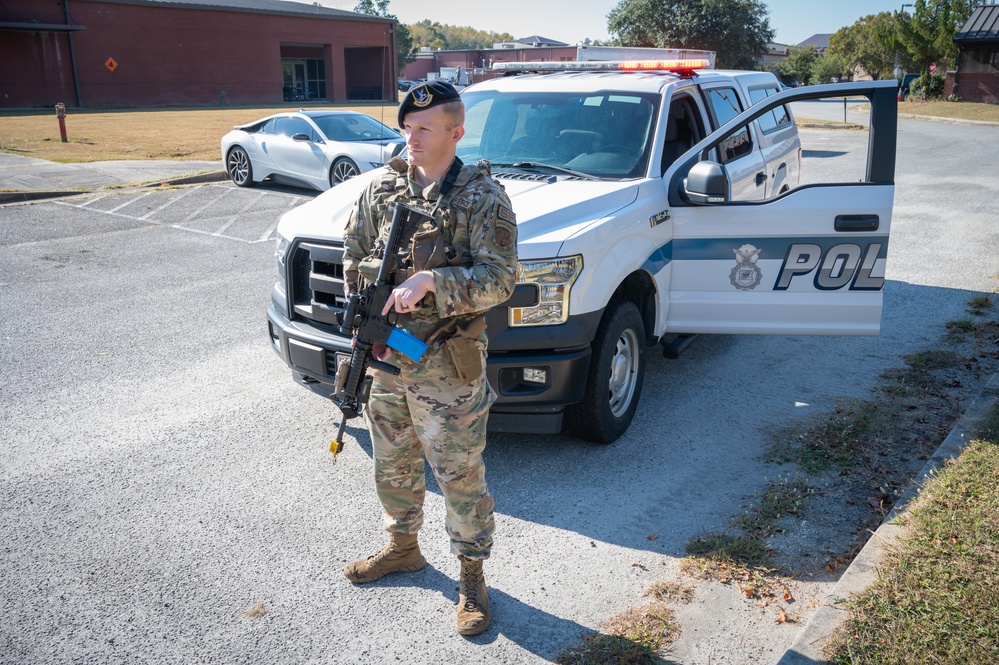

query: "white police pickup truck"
xmin=266 ymin=59 xmax=898 ymax=443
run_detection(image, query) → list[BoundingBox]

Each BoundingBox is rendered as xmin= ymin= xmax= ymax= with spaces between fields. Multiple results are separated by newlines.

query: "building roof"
xmin=514 ymin=35 xmax=569 ymax=47
xmin=955 ymin=3 xmax=999 ymax=42
xmin=84 ymin=0 xmax=393 ymax=22
xmin=797 ymin=33 xmax=832 ymax=50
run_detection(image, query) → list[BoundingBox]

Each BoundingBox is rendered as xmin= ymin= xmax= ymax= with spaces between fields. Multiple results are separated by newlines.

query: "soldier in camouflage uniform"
xmin=341 ymin=80 xmax=518 ymax=636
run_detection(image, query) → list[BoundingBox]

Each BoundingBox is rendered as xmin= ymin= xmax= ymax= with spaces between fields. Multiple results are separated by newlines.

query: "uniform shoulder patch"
xmin=451 ymin=194 xmax=475 ymax=210
xmin=497 ymin=205 xmax=515 ymax=223
xmin=492 ymin=223 xmax=514 ymax=250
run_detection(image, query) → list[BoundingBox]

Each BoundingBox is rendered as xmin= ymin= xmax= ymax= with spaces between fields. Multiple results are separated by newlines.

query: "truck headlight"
xmin=274 ymin=232 xmax=291 ymax=297
xmin=510 ymin=256 xmax=582 ymax=327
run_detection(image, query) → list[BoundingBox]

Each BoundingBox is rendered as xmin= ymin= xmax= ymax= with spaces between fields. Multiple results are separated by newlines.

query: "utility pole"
xmin=894 ymin=3 xmax=914 ymax=79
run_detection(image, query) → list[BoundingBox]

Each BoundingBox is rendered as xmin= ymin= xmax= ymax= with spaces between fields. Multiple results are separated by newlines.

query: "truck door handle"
xmin=834 ymin=215 xmax=879 ymax=232
xmin=755 ymin=172 xmax=767 ymax=186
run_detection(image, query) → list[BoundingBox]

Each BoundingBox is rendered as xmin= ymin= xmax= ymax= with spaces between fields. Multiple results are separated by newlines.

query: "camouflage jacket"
xmin=342 ymin=157 xmax=518 ymax=342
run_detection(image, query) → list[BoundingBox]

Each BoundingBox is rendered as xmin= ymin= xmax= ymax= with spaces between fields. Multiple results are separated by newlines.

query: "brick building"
xmin=402 ymin=36 xmax=574 ymax=84
xmin=0 ymin=0 xmax=398 ymax=109
xmin=946 ymin=3 xmax=999 ymax=104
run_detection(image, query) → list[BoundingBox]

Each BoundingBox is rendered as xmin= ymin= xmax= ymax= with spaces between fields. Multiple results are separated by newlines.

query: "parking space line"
xmin=213 ymin=191 xmax=267 ymax=236
xmin=54 ymin=200 xmax=147 ymax=222
xmin=140 ymin=191 xmax=188 ymax=220
xmin=256 ymin=218 xmax=281 ymax=243
xmin=107 ymin=190 xmax=153 ymax=214
xmin=181 ymin=186 xmax=232 ymax=223
xmin=78 ymin=195 xmax=107 ymax=207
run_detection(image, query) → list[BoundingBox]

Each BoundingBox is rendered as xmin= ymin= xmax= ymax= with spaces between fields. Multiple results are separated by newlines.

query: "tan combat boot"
xmin=456 ymin=556 xmax=490 ymax=636
xmin=343 ymin=533 xmax=426 ymax=584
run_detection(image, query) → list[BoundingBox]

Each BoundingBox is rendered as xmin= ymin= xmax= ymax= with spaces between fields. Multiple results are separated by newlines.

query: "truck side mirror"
xmin=683 ymin=160 xmax=730 ymax=205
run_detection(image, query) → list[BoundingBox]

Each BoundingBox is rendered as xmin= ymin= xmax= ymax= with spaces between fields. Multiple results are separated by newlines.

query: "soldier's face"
xmin=402 ymin=106 xmax=464 ymax=172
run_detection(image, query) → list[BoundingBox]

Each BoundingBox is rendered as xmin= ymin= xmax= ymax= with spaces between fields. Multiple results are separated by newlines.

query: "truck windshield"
xmin=458 ymin=90 xmax=659 ymax=179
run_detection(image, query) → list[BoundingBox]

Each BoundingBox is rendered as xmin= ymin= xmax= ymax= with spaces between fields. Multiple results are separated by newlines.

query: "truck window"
xmin=661 ymin=95 xmax=705 ymax=173
xmin=748 ymin=85 xmax=792 ymax=133
xmin=705 ymin=88 xmax=752 ymax=163
xmin=458 ymin=90 xmax=660 ymax=179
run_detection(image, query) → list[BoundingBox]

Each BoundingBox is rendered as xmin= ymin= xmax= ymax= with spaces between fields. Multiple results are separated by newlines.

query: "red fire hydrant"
xmin=55 ymin=103 xmax=67 ymax=143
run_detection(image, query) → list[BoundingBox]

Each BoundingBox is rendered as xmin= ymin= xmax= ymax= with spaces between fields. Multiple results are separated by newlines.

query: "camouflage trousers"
xmin=363 ymin=341 xmax=495 ymax=560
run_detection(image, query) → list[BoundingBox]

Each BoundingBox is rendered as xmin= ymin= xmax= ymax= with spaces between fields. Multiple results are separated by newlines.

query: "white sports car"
xmin=220 ymin=110 xmax=405 ymax=192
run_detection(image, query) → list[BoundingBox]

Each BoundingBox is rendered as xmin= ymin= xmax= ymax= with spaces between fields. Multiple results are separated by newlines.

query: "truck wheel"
xmin=565 ymin=299 xmax=646 ymax=443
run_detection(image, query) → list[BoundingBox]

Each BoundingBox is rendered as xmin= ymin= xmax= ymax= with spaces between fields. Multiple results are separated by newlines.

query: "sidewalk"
xmin=0 ymin=153 xmax=227 ymax=203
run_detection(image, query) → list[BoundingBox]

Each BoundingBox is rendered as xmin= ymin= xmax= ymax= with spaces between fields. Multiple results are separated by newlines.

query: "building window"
xmin=281 ymin=55 xmax=327 ymax=101
xmin=960 ymin=48 xmax=999 ymax=73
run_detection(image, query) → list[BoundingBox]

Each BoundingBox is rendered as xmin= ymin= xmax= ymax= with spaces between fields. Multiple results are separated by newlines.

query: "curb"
xmin=0 ymin=170 xmax=229 ymax=204
xmin=0 ymin=190 xmax=87 ymax=204
xmin=149 ymin=170 xmax=229 ymax=186
xmin=776 ymin=372 xmax=999 ymax=665
xmin=798 ymin=122 xmax=865 ymax=130
xmin=899 ymin=112 xmax=999 ymax=127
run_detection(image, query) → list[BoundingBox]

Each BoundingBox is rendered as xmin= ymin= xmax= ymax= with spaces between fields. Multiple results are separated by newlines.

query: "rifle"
xmin=329 ymin=202 xmax=430 ymax=458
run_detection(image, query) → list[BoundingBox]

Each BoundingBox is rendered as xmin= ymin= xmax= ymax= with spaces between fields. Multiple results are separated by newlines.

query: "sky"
xmin=314 ymin=0 xmax=915 ymax=47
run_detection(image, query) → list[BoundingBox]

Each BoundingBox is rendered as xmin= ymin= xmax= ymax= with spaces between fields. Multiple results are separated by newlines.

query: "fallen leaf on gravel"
xmin=631 ymin=562 xmax=648 ymax=571
xmin=783 ymin=588 xmax=793 ymax=602
xmin=590 ymin=540 xmax=596 ymax=547
xmin=775 ymin=608 xmax=787 ymax=623
xmin=244 ymin=601 xmax=267 ymax=619
xmin=647 ymin=533 xmax=659 ymax=541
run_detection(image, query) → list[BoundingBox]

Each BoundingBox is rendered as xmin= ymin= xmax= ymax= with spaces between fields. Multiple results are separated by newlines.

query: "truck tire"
xmin=565 ymin=299 xmax=646 ymax=443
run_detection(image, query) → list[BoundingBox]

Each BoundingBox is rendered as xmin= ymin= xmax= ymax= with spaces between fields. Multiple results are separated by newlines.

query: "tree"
xmin=896 ymin=0 xmax=977 ymax=73
xmin=827 ymin=12 xmax=901 ymax=80
xmin=354 ymin=0 xmax=413 ymax=72
xmin=407 ymin=20 xmax=514 ymax=52
xmin=776 ymin=44 xmax=819 ymax=86
xmin=811 ymin=52 xmax=851 ymax=84
xmin=607 ymin=0 xmax=774 ymax=70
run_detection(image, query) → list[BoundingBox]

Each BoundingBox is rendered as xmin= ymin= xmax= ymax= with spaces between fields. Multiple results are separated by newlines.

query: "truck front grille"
xmin=291 ymin=241 xmax=347 ymax=327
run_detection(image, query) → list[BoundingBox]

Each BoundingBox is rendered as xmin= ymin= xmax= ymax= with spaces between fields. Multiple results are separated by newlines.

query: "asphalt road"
xmin=2 ymin=116 xmax=998 ymax=664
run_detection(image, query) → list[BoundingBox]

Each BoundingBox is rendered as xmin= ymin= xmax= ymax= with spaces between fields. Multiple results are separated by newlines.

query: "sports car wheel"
xmin=226 ymin=146 xmax=253 ymax=187
xmin=330 ymin=157 xmax=360 ymax=187
xmin=564 ymin=299 xmax=646 ymax=443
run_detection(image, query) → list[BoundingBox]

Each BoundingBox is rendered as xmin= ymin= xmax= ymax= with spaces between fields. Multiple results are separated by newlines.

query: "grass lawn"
xmin=0 ymin=103 xmax=400 ymax=164
xmin=831 ymin=401 xmax=999 ymax=665
xmin=900 ymin=99 xmax=999 ymax=122
xmin=1 ymin=96 xmax=995 ymax=165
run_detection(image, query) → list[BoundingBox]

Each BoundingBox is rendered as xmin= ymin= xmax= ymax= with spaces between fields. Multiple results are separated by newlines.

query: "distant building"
xmin=761 ymin=42 xmax=792 ymax=67
xmin=403 ymin=36 xmax=575 ymax=83
xmin=492 ymin=35 xmax=569 ymax=49
xmin=0 ymin=0 xmax=398 ymax=109
xmin=947 ymin=3 xmax=999 ymax=103
xmin=797 ymin=34 xmax=833 ymax=56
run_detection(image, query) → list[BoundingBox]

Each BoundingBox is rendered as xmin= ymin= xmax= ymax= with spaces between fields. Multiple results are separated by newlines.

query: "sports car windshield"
xmin=311 ymin=114 xmax=400 ymax=142
xmin=458 ymin=90 xmax=659 ymax=179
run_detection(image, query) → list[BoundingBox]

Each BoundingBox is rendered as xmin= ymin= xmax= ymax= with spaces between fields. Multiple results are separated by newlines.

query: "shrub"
xmin=908 ymin=72 xmax=946 ymax=100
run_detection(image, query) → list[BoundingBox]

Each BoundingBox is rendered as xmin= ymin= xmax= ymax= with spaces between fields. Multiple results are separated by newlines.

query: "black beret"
xmin=397 ymin=80 xmax=462 ymax=128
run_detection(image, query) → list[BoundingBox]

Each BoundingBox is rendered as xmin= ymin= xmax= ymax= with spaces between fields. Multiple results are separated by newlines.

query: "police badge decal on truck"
xmin=267 ymin=57 xmax=898 ymax=443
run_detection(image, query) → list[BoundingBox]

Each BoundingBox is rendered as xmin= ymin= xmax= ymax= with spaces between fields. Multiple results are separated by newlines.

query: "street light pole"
xmin=894 ymin=3 xmax=914 ymax=79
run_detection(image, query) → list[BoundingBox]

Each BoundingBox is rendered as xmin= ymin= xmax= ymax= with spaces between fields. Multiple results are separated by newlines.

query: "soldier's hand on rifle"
xmin=382 ymin=271 xmax=436 ymax=316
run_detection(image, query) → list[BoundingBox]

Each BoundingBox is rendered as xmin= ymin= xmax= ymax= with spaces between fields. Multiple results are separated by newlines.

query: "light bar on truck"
xmin=492 ymin=59 xmax=713 ymax=74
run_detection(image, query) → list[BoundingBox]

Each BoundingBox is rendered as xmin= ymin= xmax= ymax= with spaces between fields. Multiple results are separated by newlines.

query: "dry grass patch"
xmin=643 ymin=580 xmax=694 ymax=604
xmin=554 ymin=602 xmax=680 ymax=665
xmin=831 ymin=404 xmax=999 ymax=665
xmin=899 ymin=99 xmax=999 ymax=123
xmin=0 ymin=103 xmax=399 ymax=163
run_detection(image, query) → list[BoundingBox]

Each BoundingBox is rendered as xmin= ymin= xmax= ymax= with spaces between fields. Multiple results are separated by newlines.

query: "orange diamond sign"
xmin=105 ymin=57 xmax=118 ymax=72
